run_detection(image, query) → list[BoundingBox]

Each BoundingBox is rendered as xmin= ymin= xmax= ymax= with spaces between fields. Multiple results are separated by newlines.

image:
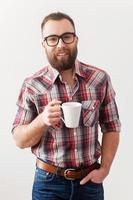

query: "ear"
xmin=42 ymin=41 xmax=45 ymax=48
xmin=75 ymin=36 xmax=79 ymax=44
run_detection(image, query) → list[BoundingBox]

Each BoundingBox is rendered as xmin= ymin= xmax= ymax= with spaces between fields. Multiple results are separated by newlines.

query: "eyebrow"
xmin=43 ymin=32 xmax=75 ymax=40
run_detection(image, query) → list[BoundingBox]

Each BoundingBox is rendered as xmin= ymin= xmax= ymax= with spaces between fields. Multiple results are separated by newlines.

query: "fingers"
xmin=80 ymin=172 xmax=92 ymax=185
xmin=46 ymin=109 xmax=61 ymax=122
xmin=80 ymin=168 xmax=106 ymax=185
xmin=47 ymin=99 xmax=62 ymax=115
xmin=42 ymin=99 xmax=62 ymax=126
xmin=49 ymin=99 xmax=62 ymax=106
xmin=48 ymin=105 xmax=61 ymax=113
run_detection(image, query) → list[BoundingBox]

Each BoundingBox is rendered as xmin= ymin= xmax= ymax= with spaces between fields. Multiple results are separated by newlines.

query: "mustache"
xmin=55 ymin=48 xmax=69 ymax=54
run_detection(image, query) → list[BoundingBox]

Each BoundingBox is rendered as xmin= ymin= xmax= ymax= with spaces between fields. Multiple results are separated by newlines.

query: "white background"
xmin=0 ymin=0 xmax=132 ymax=199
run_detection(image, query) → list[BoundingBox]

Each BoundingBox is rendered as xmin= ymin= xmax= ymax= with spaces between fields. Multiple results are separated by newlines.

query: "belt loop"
xmin=79 ymin=164 xmax=87 ymax=178
xmin=55 ymin=165 xmax=62 ymax=176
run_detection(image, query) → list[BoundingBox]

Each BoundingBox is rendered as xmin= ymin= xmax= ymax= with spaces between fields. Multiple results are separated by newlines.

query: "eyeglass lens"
xmin=45 ymin=32 xmax=76 ymax=47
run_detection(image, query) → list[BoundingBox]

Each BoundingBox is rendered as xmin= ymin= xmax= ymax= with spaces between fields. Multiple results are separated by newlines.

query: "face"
xmin=42 ymin=19 xmax=78 ymax=72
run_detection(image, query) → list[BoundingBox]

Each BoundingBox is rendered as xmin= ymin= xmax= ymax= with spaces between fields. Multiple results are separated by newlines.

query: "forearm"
xmin=13 ymin=113 xmax=48 ymax=148
xmin=13 ymin=99 xmax=61 ymax=148
xmin=100 ymin=131 xmax=120 ymax=173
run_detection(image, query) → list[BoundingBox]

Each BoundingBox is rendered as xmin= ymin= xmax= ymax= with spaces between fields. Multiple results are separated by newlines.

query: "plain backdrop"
xmin=0 ymin=0 xmax=133 ymax=199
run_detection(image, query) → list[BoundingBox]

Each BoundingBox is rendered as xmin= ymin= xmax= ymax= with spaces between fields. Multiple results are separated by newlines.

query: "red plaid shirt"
xmin=12 ymin=60 xmax=121 ymax=168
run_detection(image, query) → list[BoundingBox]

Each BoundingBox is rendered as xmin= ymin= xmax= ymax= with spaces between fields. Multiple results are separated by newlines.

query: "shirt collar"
xmin=45 ymin=59 xmax=86 ymax=85
xmin=74 ymin=60 xmax=86 ymax=78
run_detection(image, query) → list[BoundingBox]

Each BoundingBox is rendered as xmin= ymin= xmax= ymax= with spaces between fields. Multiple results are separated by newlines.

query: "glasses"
xmin=43 ymin=32 xmax=76 ymax=47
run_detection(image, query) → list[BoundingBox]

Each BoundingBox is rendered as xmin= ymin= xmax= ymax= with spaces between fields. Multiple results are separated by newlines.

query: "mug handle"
xmin=60 ymin=105 xmax=65 ymax=124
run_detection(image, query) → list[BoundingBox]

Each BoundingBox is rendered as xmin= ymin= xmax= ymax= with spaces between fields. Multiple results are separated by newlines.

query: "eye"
xmin=47 ymin=36 xmax=58 ymax=42
xmin=63 ymin=34 xmax=72 ymax=40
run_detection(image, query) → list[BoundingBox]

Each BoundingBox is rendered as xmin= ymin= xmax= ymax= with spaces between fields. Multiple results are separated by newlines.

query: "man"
xmin=12 ymin=12 xmax=121 ymax=200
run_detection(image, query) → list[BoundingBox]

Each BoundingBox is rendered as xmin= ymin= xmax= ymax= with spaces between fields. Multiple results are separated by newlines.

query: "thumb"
xmin=80 ymin=172 xmax=92 ymax=185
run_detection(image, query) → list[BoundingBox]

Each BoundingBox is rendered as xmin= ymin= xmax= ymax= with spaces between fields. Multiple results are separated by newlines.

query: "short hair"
xmin=41 ymin=12 xmax=76 ymax=38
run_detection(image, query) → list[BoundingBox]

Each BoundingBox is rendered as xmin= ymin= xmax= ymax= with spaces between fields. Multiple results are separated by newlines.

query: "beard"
xmin=45 ymin=46 xmax=78 ymax=72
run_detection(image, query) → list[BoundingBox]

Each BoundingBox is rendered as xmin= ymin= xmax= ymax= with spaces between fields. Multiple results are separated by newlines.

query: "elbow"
xmin=15 ymin=141 xmax=26 ymax=149
xmin=13 ymin=135 xmax=32 ymax=149
xmin=12 ymin=126 xmax=29 ymax=149
xmin=13 ymin=138 xmax=26 ymax=149
xmin=13 ymin=134 xmax=27 ymax=149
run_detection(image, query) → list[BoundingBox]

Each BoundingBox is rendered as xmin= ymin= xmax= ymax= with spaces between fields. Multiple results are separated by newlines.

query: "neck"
xmin=60 ymin=68 xmax=75 ymax=86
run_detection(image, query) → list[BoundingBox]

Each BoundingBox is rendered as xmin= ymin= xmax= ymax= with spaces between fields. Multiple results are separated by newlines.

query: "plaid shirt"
xmin=12 ymin=60 xmax=121 ymax=168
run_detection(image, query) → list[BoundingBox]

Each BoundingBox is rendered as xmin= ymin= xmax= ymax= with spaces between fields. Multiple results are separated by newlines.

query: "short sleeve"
xmin=12 ymin=80 xmax=37 ymax=132
xmin=99 ymin=73 xmax=121 ymax=133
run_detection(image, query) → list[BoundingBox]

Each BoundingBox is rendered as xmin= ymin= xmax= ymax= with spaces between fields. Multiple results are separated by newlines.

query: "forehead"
xmin=43 ymin=19 xmax=75 ymax=37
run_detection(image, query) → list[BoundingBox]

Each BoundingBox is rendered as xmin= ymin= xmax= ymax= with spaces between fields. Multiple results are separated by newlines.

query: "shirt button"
xmin=74 ymin=132 xmax=76 ymax=136
xmin=92 ymin=106 xmax=95 ymax=110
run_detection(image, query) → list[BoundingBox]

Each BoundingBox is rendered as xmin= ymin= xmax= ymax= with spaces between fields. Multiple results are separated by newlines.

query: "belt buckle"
xmin=64 ymin=168 xmax=75 ymax=180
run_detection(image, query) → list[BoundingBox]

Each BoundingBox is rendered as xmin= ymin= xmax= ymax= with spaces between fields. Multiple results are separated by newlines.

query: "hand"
xmin=41 ymin=99 xmax=62 ymax=127
xmin=80 ymin=167 xmax=109 ymax=185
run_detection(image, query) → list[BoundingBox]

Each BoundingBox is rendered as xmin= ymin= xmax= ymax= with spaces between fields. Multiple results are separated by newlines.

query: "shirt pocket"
xmin=82 ymin=100 xmax=100 ymax=127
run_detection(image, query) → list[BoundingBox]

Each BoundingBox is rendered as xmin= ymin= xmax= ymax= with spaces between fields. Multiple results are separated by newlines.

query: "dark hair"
xmin=41 ymin=12 xmax=75 ymax=38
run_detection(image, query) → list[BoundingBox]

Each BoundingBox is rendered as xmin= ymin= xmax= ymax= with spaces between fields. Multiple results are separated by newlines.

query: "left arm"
xmin=100 ymin=131 xmax=119 ymax=173
xmin=80 ymin=131 xmax=120 ymax=185
xmin=80 ymin=72 xmax=121 ymax=185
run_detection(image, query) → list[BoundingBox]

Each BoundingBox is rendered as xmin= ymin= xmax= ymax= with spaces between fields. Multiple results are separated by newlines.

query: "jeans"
xmin=32 ymin=167 xmax=104 ymax=200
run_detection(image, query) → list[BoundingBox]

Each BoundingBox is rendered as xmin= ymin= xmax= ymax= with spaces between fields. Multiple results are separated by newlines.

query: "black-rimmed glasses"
xmin=43 ymin=32 xmax=76 ymax=47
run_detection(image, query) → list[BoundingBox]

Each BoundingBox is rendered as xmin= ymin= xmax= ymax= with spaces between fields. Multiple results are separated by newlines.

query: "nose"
xmin=57 ymin=38 xmax=66 ymax=48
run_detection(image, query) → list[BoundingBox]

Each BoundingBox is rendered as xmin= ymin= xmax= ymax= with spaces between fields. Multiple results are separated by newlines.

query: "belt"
xmin=36 ymin=158 xmax=100 ymax=180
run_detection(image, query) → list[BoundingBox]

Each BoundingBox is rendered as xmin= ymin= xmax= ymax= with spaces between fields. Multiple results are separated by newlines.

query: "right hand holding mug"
xmin=41 ymin=99 xmax=62 ymax=126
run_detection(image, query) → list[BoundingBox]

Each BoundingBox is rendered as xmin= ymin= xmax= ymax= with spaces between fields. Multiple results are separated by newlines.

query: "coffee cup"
xmin=60 ymin=102 xmax=82 ymax=128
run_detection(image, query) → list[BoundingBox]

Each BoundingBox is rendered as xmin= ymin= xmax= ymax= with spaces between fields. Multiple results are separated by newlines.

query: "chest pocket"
xmin=82 ymin=100 xmax=100 ymax=127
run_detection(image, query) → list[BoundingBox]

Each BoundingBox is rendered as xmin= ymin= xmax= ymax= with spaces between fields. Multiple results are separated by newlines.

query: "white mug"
xmin=60 ymin=102 xmax=82 ymax=128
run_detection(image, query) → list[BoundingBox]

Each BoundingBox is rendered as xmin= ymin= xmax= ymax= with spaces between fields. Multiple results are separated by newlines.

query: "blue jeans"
xmin=32 ymin=167 xmax=104 ymax=200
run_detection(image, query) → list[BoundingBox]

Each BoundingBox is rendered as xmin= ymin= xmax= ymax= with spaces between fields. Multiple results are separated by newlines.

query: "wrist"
xmin=37 ymin=113 xmax=50 ymax=129
xmin=100 ymin=165 xmax=110 ymax=176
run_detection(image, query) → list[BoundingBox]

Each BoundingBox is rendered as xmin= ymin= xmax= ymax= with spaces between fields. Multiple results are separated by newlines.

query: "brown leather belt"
xmin=36 ymin=158 xmax=100 ymax=180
